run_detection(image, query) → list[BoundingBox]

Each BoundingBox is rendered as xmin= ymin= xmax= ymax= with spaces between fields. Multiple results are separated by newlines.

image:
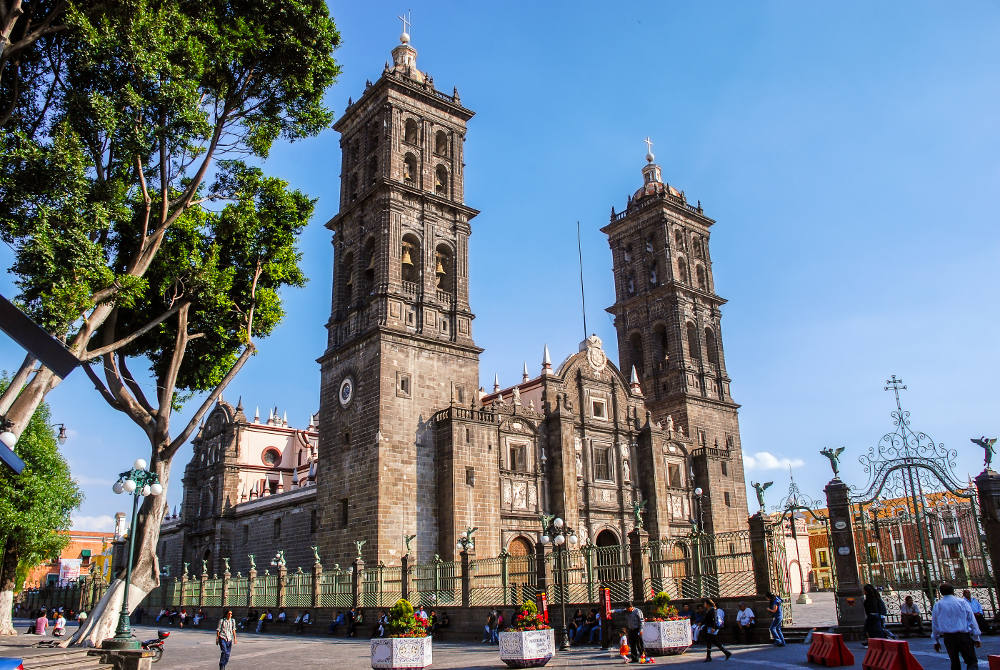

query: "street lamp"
xmin=540 ymin=516 xmax=578 ymax=650
xmin=690 ymin=488 xmax=705 ymax=597
xmin=457 ymin=527 xmax=477 ymax=553
xmin=104 ymin=458 xmax=162 ymax=649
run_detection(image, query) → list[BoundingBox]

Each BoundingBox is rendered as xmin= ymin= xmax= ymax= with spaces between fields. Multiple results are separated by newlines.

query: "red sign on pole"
xmin=602 ymin=587 xmax=612 ymax=619
xmin=536 ymin=591 xmax=549 ymax=624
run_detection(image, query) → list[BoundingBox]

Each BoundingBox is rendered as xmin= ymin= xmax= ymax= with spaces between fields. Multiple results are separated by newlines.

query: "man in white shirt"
xmin=736 ymin=602 xmax=755 ymax=644
xmin=962 ymin=590 xmax=990 ymax=634
xmin=933 ymin=583 xmax=981 ymax=670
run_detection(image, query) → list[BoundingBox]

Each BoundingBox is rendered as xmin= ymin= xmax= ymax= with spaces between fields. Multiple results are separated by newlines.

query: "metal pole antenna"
xmin=577 ymin=221 xmax=587 ymax=342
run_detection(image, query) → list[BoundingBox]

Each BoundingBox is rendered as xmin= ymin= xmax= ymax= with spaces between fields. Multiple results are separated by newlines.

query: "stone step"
xmin=22 ymin=650 xmax=103 ymax=670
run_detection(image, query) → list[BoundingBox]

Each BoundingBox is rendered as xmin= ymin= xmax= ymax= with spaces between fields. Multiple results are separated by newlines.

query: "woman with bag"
xmin=862 ymin=584 xmax=891 ymax=645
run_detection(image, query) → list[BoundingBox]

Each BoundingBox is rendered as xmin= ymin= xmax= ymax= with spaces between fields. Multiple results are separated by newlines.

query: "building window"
xmin=726 ymin=435 xmax=735 ymax=450
xmin=343 ymin=431 xmax=350 ymax=448
xmin=465 ymin=427 xmax=471 ymax=443
xmin=591 ymin=398 xmax=608 ymax=420
xmin=401 ymin=235 xmax=420 ymax=284
xmin=434 ymin=130 xmax=448 ymax=156
xmin=721 ymin=461 xmax=728 ymax=476
xmin=273 ymin=518 xmax=281 ymax=539
xmin=668 ymin=463 xmax=682 ymax=488
xmin=696 ymin=264 xmax=707 ymax=290
xmin=341 ymin=498 xmax=349 ymax=527
xmin=646 ymin=236 xmax=654 ymax=253
xmin=817 ymin=549 xmax=829 ymax=568
xmin=674 ymin=229 xmax=684 ymax=248
xmin=697 ymin=428 xmax=707 ymax=447
xmin=262 ymin=448 xmax=280 ymax=467
xmin=509 ymin=444 xmax=527 ymax=472
xmin=404 ymin=118 xmax=418 ymax=144
xmin=397 ymin=372 xmax=411 ymax=398
xmin=623 ymin=244 xmax=632 ymax=262
xmin=310 ymin=509 xmax=318 ymax=534
xmin=434 ymin=165 xmax=448 ymax=196
xmin=403 ymin=153 xmax=417 ymax=184
xmin=687 ymin=322 xmax=701 ymax=361
xmin=724 ymin=492 xmax=732 ymax=507
xmin=594 ymin=446 xmax=613 ymax=482
xmin=676 ymin=256 xmax=688 ymax=283
xmin=466 ymin=466 xmax=475 ymax=486
xmin=705 ymin=328 xmax=719 ymax=365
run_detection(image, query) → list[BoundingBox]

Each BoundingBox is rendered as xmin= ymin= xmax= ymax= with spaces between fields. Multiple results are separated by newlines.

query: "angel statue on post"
xmin=751 ymin=481 xmax=772 ymax=512
xmin=820 ymin=446 xmax=845 ymax=478
xmin=972 ymin=436 xmax=998 ymax=469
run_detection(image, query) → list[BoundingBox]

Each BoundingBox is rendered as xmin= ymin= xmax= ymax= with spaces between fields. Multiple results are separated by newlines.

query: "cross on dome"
xmin=398 ymin=10 xmax=411 ymax=44
xmin=643 ymin=137 xmax=654 ymax=163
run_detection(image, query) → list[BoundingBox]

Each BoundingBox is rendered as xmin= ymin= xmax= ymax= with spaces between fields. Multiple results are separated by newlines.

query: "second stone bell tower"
xmin=316 ymin=27 xmax=482 ymax=564
xmin=602 ymin=141 xmax=749 ymax=532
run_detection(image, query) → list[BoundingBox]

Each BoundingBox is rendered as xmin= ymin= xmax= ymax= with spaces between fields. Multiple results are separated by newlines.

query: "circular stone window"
xmin=262 ymin=448 xmax=281 ymax=467
xmin=339 ymin=376 xmax=355 ymax=407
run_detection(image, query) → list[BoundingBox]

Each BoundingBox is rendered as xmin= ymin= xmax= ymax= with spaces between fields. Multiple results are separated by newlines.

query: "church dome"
xmin=633 ymin=179 xmax=681 ymax=201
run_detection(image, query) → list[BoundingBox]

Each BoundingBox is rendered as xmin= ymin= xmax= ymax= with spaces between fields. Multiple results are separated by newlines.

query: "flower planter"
xmin=370 ymin=636 xmax=433 ymax=669
xmin=499 ymin=629 xmax=556 ymax=668
xmin=642 ymin=619 xmax=692 ymax=655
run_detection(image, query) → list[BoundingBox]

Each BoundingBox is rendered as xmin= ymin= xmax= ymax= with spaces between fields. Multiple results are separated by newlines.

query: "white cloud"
xmin=744 ymin=451 xmax=805 ymax=471
xmin=72 ymin=514 xmax=116 ymax=532
xmin=74 ymin=474 xmax=113 ymax=487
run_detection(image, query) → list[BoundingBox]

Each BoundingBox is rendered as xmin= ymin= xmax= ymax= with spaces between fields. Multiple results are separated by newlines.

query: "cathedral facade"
xmin=158 ymin=31 xmax=748 ymax=575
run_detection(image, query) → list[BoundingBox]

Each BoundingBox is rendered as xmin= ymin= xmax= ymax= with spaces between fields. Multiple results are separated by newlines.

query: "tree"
xmin=0 ymin=393 xmax=83 ymax=635
xmin=0 ymin=0 xmax=340 ymax=646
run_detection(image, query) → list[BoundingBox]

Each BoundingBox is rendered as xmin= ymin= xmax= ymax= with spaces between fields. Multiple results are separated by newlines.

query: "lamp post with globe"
xmin=104 ymin=458 xmax=162 ymax=649
xmin=691 ymin=487 xmax=705 ymax=596
xmin=540 ymin=516 xmax=578 ymax=650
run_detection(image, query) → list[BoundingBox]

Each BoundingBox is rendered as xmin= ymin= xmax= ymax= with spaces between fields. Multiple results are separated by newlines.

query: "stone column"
xmin=535 ymin=542 xmax=553 ymax=597
xmin=400 ymin=554 xmax=410 ymax=602
xmin=975 ymin=469 xmax=1000 ymax=586
xmin=747 ymin=512 xmax=773 ymax=597
xmin=825 ymin=478 xmax=864 ymax=628
xmin=247 ymin=568 xmax=257 ymax=609
xmin=199 ymin=571 xmax=207 ymax=608
xmin=312 ymin=561 xmax=323 ymax=609
xmin=460 ymin=549 xmax=474 ymax=607
xmin=179 ymin=572 xmax=188 ymax=607
xmin=628 ymin=527 xmax=650 ymax=604
xmin=221 ymin=568 xmax=231 ymax=608
xmin=277 ymin=565 xmax=287 ymax=609
xmin=352 ymin=558 xmax=364 ymax=608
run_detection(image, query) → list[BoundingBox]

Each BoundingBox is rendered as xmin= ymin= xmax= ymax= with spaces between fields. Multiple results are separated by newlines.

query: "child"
xmin=618 ymin=628 xmax=630 ymax=663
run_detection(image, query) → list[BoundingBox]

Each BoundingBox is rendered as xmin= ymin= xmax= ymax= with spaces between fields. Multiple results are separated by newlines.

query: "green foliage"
xmin=649 ymin=591 xmax=679 ymax=620
xmin=0 ymin=0 xmax=339 ymax=405
xmin=509 ymin=599 xmax=550 ymax=631
xmin=386 ymin=598 xmax=429 ymax=638
xmin=0 ymin=383 xmax=83 ymax=588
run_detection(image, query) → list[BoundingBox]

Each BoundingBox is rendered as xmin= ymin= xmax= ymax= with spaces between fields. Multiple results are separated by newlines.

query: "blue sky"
xmin=2 ymin=2 xmax=999 ymax=531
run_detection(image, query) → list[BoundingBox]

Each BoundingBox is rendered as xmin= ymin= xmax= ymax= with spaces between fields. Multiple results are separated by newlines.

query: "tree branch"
xmin=82 ymin=363 xmax=119 ymax=408
xmin=155 ymin=302 xmax=191 ymax=426
xmin=117 ymin=353 xmax=154 ymax=415
xmin=83 ymin=301 xmax=185 ymax=359
xmin=0 ymin=352 xmax=35 ymax=414
xmin=165 ymin=343 xmax=255 ymax=459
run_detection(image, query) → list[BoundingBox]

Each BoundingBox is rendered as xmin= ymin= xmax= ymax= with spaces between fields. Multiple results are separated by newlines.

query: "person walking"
xmin=216 ymin=609 xmax=237 ymax=670
xmin=933 ymin=583 xmax=981 ymax=670
xmin=702 ymin=599 xmax=732 ymax=661
xmin=765 ymin=591 xmax=785 ymax=646
xmin=862 ymin=584 xmax=891 ymax=644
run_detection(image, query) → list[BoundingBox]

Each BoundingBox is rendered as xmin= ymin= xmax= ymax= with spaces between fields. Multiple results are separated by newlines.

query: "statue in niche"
xmin=512 ymin=386 xmax=521 ymax=405
xmin=666 ymin=415 xmax=674 ymax=433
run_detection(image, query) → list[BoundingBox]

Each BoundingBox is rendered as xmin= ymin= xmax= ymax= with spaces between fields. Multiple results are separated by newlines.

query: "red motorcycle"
xmin=140 ymin=630 xmax=170 ymax=663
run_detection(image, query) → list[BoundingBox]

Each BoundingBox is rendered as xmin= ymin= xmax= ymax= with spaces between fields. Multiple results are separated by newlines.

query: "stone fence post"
xmin=277 ymin=564 xmax=287 ymax=609
xmin=199 ymin=571 xmax=207 ymax=608
xmin=352 ymin=557 xmax=364 ymax=608
xmin=179 ymin=572 xmax=188 ymax=607
xmin=221 ymin=568 xmax=231 ymax=608
xmin=975 ymin=469 xmax=1000 ymax=589
xmin=247 ymin=567 xmax=257 ymax=609
xmin=312 ymin=560 xmax=323 ymax=609
xmin=825 ymin=477 xmax=864 ymax=629
xmin=628 ymin=527 xmax=650 ymax=604
xmin=401 ymin=554 xmax=410 ymax=602
xmin=747 ymin=512 xmax=773 ymax=597
xmin=460 ymin=549 xmax=474 ymax=608
xmin=535 ymin=542 xmax=552 ymax=598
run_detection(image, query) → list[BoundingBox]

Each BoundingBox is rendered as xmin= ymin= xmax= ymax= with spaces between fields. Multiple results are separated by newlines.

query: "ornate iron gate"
xmin=849 ymin=377 xmax=996 ymax=622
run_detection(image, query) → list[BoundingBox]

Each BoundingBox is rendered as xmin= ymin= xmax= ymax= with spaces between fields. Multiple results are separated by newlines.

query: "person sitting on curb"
xmin=736 ymin=601 xmax=755 ymax=644
xmin=328 ymin=610 xmax=346 ymax=635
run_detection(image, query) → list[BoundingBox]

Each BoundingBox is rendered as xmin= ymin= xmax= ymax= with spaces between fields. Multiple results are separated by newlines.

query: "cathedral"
xmin=157 ymin=29 xmax=748 ymax=576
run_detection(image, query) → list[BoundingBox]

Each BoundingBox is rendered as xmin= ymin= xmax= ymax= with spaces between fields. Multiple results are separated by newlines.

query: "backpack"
xmin=716 ymin=608 xmax=725 ymax=628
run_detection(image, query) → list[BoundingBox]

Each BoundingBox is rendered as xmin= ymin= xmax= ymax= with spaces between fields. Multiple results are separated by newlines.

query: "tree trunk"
xmin=0 ymin=539 xmax=19 ymax=636
xmin=4 ymin=367 xmax=59 ymax=437
xmin=67 ymin=457 xmax=170 ymax=648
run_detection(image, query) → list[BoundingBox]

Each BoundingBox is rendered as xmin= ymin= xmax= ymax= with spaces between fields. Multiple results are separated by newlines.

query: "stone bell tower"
xmin=601 ymin=140 xmax=749 ymax=533
xmin=316 ymin=27 xmax=481 ymax=565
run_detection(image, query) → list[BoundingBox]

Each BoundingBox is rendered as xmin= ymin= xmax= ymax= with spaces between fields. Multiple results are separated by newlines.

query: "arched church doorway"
xmin=508 ymin=536 xmax=533 ymax=604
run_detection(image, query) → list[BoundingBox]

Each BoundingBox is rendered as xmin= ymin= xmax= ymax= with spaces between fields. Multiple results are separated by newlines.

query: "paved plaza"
xmin=5 ymin=618 xmax=1000 ymax=670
